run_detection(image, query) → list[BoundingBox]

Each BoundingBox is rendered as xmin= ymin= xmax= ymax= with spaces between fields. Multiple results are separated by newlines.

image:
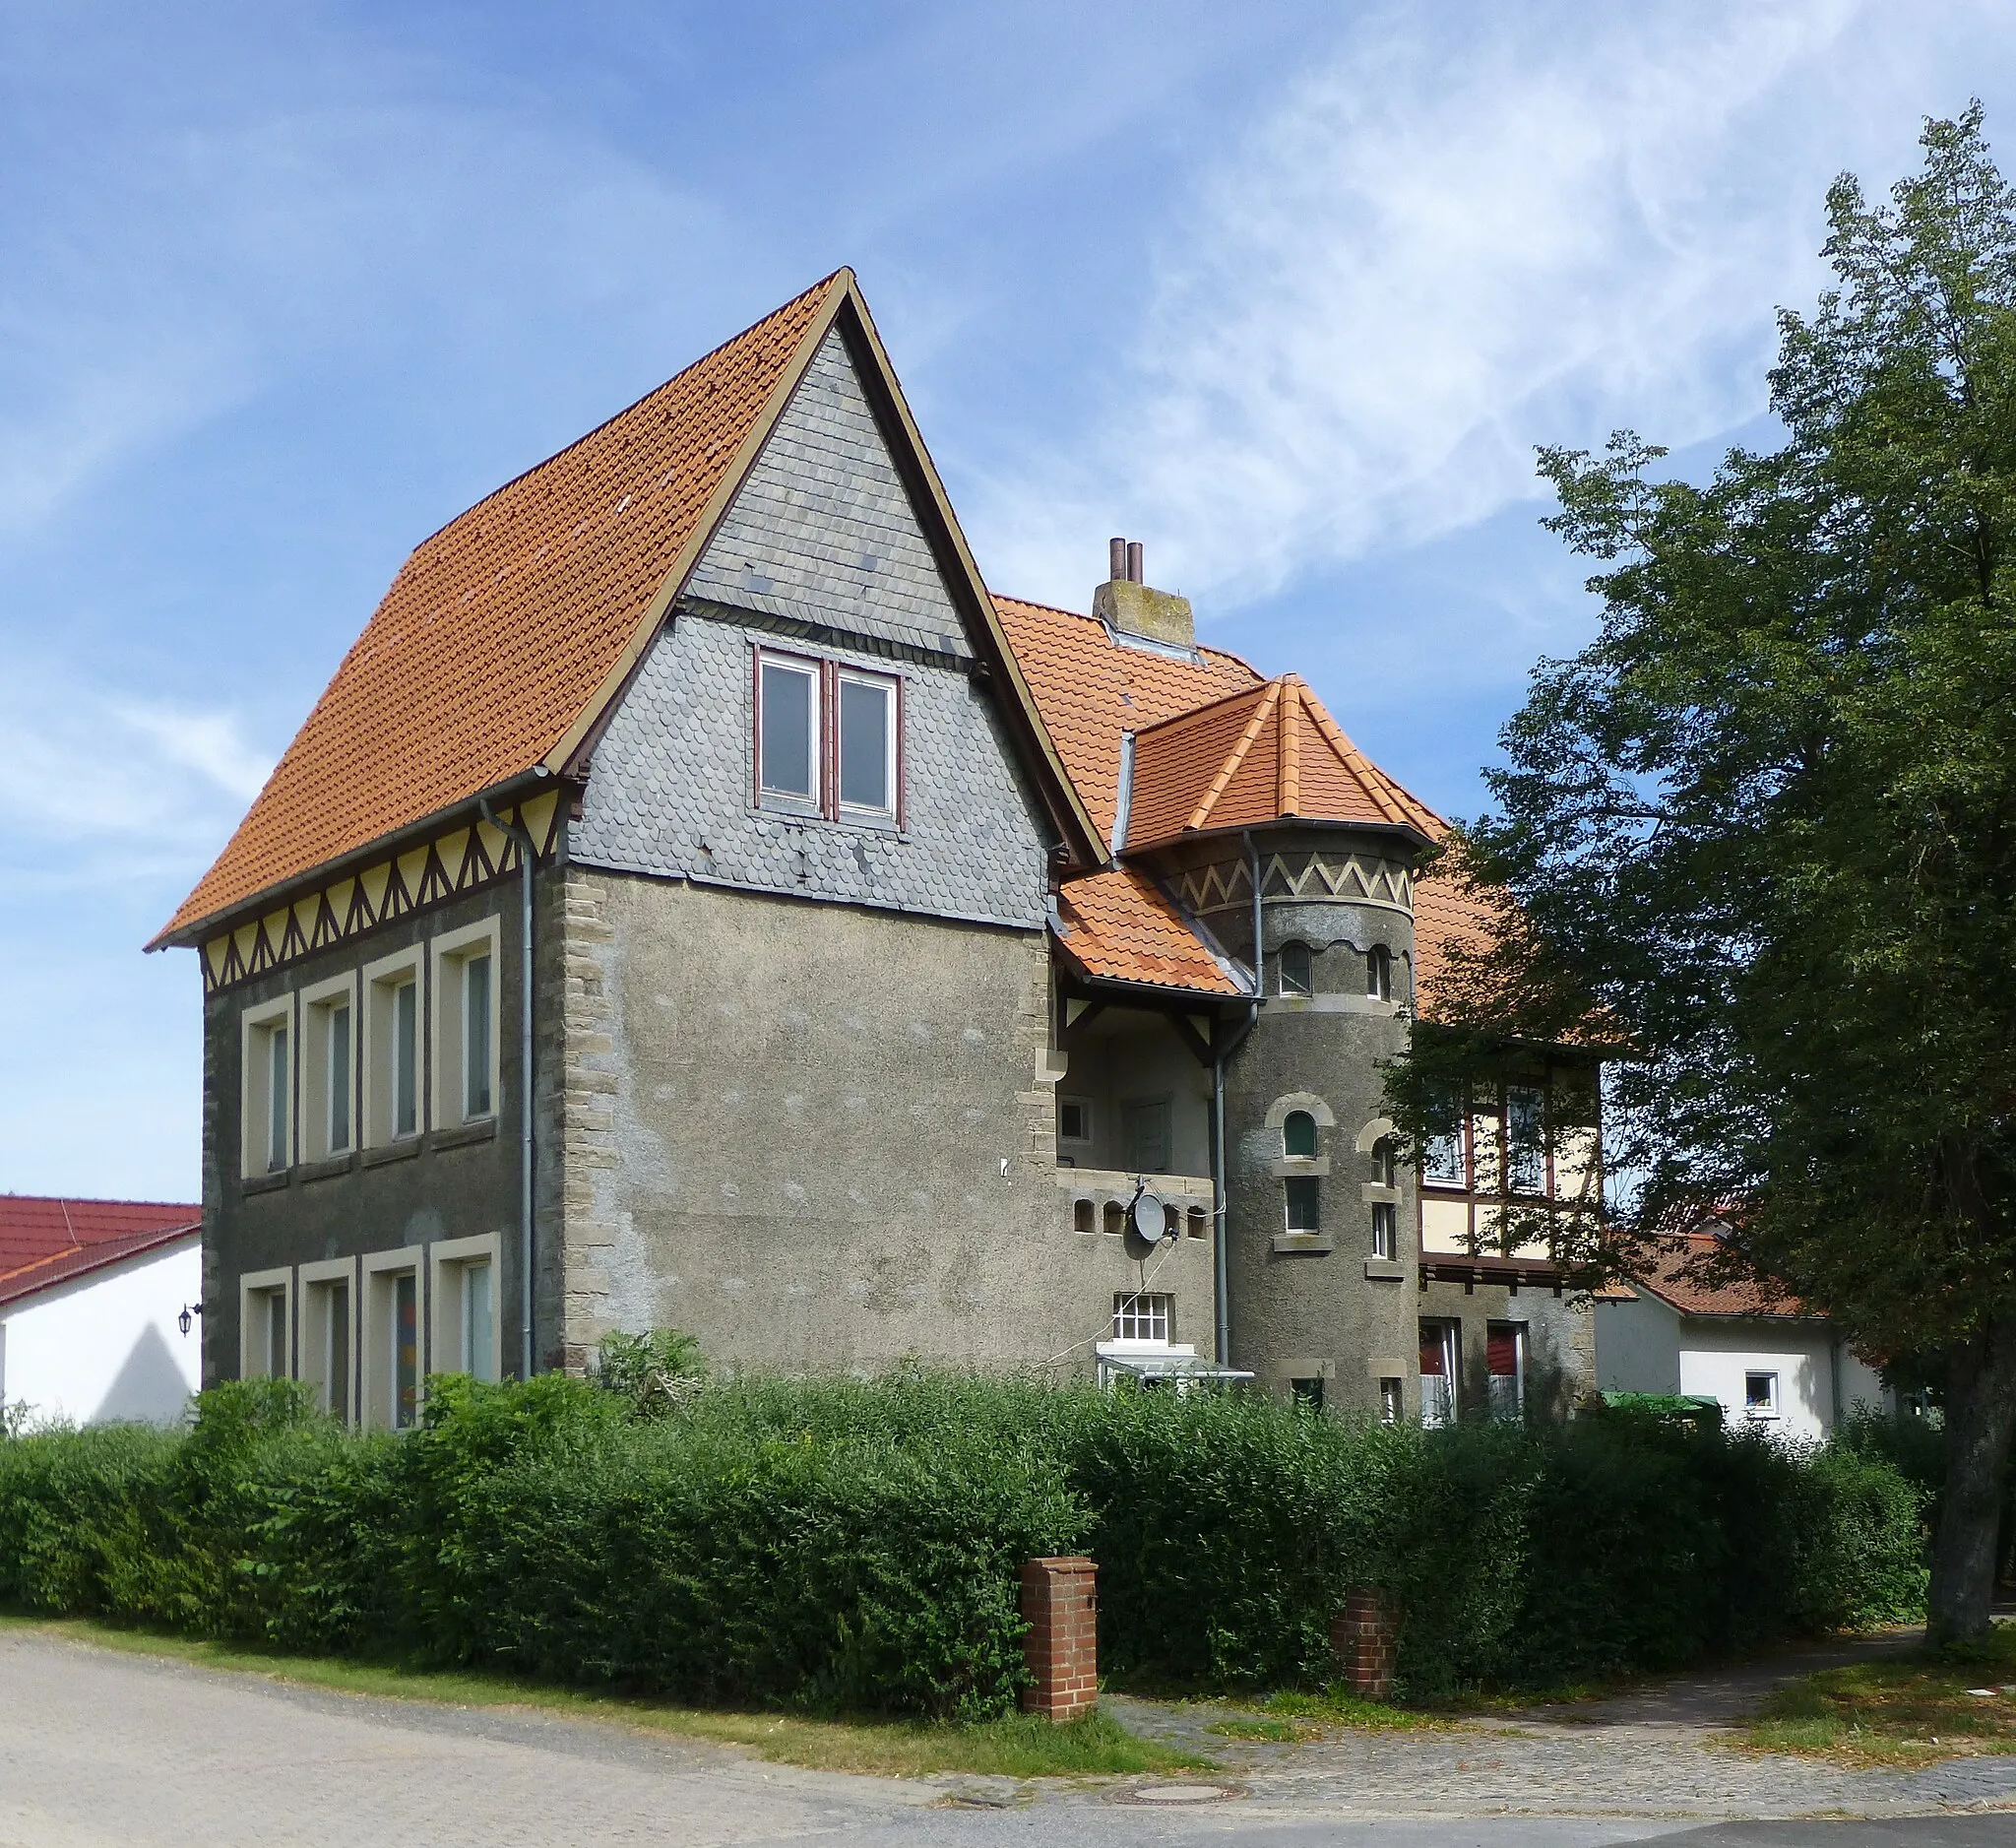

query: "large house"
xmin=153 ymin=271 xmax=1600 ymax=1428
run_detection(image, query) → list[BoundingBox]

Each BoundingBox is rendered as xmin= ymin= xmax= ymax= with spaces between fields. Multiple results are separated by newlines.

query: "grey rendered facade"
xmin=189 ymin=290 xmax=1595 ymax=1420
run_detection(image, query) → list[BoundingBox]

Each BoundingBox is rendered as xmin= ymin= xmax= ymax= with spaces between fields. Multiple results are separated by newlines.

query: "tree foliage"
xmin=1383 ymin=106 xmax=2016 ymax=1637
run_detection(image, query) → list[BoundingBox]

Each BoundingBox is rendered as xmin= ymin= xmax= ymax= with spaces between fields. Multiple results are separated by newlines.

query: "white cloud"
xmin=976 ymin=0 xmax=2005 ymax=610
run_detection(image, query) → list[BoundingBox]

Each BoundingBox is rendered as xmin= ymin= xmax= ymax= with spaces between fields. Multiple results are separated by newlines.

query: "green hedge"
xmin=0 ymin=1371 xmax=1926 ymax=1714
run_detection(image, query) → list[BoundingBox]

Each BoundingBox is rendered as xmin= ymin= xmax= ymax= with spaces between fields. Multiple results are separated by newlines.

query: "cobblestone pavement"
xmin=4 ymin=1625 xmax=2014 ymax=1848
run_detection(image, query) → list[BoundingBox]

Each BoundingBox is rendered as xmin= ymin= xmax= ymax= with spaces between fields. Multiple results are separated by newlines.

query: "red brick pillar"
xmin=1327 ymin=1586 xmax=1398 ymax=1701
xmin=1020 ymin=1556 xmax=1099 ymax=1720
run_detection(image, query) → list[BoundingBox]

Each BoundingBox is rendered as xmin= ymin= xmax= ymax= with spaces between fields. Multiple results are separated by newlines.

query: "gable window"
xmin=363 ymin=948 xmax=423 ymax=1147
xmin=432 ymin=921 xmax=500 ymax=1129
xmin=1278 ymin=939 xmax=1312 ymax=996
xmin=1285 ymin=1175 xmax=1322 ymax=1233
xmin=1283 ymin=1110 xmax=1318 ymax=1161
xmin=240 ymin=997 xmax=294 ymax=1178
xmin=758 ymin=654 xmax=819 ymax=803
xmin=837 ymin=670 xmax=896 ymax=817
xmin=1366 ymin=944 xmax=1393 ymax=1001
xmin=300 ymin=976 xmax=356 ymax=1163
xmin=1112 ymin=1292 xmax=1172 ymax=1344
xmin=754 ymin=648 xmax=904 ymax=825
xmin=1506 ymin=1085 xmax=1546 ymax=1195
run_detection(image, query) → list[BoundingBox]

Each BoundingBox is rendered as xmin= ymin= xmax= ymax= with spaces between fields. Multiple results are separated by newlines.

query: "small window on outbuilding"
xmin=1278 ymin=940 xmax=1312 ymax=996
xmin=1283 ymin=1110 xmax=1318 ymax=1160
xmin=1744 ymin=1371 xmax=1780 ymax=1419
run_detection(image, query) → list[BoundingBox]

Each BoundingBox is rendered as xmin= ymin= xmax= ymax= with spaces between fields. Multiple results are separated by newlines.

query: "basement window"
xmin=1112 ymin=1292 xmax=1172 ymax=1344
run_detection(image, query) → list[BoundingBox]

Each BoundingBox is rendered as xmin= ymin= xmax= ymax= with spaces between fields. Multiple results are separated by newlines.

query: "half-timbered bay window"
xmin=363 ymin=948 xmax=423 ymax=1146
xmin=239 ymin=996 xmax=294 ymax=1178
xmin=754 ymin=646 xmax=903 ymax=825
xmin=1506 ymin=1084 xmax=1547 ymax=1194
xmin=432 ymin=920 xmax=499 ymax=1128
xmin=1422 ymin=1087 xmax=1467 ymax=1188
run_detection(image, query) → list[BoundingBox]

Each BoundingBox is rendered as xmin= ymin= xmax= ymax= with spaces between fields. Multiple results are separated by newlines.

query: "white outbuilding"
xmin=0 ymin=1196 xmax=202 ymax=1427
xmin=1596 ymin=1233 xmax=1891 ymax=1440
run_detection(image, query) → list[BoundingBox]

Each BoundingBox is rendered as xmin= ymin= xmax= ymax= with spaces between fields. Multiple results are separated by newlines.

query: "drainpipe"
xmin=1209 ymin=832 xmax=1267 ymax=1368
xmin=479 ymin=792 xmax=538 ymax=1382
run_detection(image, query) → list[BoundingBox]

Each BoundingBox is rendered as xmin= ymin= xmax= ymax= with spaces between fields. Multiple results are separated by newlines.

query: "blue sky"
xmin=4 ymin=1 xmax=2012 ymax=1201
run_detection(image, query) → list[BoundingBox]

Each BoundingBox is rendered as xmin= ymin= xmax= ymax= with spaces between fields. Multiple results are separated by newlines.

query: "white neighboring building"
xmin=0 ymin=1196 xmax=202 ymax=1427
xmin=1597 ymin=1234 xmax=1892 ymax=1441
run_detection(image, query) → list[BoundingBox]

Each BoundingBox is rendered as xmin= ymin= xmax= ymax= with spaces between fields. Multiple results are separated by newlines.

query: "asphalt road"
xmin=0 ymin=1628 xmax=2008 ymax=1848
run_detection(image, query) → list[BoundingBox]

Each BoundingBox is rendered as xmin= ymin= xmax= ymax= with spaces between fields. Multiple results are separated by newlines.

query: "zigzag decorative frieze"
xmin=198 ymin=791 xmax=560 ymax=997
xmin=1174 ymin=849 xmax=1414 ymax=919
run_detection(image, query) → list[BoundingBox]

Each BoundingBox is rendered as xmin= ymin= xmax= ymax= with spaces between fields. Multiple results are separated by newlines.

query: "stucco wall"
xmin=1 ymin=1240 xmax=201 ymax=1425
xmin=555 ymin=869 xmax=1216 ymax=1374
xmin=1596 ymin=1294 xmax=1894 ymax=1438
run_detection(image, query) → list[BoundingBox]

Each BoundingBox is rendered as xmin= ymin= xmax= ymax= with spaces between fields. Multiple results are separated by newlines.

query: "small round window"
xmin=1283 ymin=1110 xmax=1318 ymax=1160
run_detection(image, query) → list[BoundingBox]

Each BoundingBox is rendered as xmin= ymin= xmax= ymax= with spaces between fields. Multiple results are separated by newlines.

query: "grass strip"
xmin=0 ymin=1612 xmax=1209 ymax=1780
xmin=1735 ymin=1625 xmax=2016 ymax=1767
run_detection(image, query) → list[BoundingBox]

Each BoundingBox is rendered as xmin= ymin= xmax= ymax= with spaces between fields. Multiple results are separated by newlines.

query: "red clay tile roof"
xmin=1126 ymin=673 xmax=1442 ymax=851
xmin=158 ymin=273 xmax=850 ymax=943
xmin=1634 ymin=1233 xmax=1810 ymax=1319
xmin=0 ymin=1196 xmax=200 ymax=1308
xmin=1053 ymin=865 xmax=1244 ymax=996
xmin=992 ymin=597 xmax=1259 ymax=853
xmin=1412 ymin=860 xmax=1502 ymax=1019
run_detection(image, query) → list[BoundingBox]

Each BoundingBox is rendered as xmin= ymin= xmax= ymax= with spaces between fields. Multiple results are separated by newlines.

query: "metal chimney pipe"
xmin=1126 ymin=541 xmax=1144 ymax=584
xmin=1109 ymin=537 xmax=1128 ymax=582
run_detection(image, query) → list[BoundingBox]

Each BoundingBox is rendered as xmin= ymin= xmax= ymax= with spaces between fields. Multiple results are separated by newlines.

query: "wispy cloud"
xmin=976 ymin=0 xmax=1998 ymax=610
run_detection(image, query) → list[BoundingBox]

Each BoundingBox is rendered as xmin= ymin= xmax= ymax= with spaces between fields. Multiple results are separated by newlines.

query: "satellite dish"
xmin=1130 ymin=1190 xmax=1169 ymax=1243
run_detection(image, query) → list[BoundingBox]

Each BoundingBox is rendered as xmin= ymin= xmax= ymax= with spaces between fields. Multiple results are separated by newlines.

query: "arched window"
xmin=1372 ymin=1138 xmax=1398 ymax=1188
xmin=1279 ymin=939 xmax=1312 ymax=996
xmin=1366 ymin=943 xmax=1392 ymax=1001
xmin=1283 ymin=1110 xmax=1318 ymax=1160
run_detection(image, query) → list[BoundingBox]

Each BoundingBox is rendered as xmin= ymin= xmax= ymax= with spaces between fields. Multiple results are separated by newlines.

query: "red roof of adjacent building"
xmin=1053 ymin=865 xmax=1244 ymax=996
xmin=1633 ymin=1233 xmax=1811 ymax=1320
xmin=0 ymin=1196 xmax=200 ymax=1308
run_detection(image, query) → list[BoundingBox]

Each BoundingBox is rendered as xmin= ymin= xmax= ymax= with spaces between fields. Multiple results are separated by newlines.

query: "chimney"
xmin=1095 ymin=537 xmax=1193 ymax=648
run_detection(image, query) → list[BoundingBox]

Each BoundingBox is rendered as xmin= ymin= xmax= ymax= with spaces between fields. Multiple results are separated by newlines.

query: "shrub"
xmin=0 ymin=1364 xmax=1929 ymax=1714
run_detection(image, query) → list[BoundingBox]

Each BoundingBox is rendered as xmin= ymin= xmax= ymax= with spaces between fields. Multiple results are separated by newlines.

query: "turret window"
xmin=1284 ymin=1176 xmax=1322 ymax=1233
xmin=1366 ymin=943 xmax=1393 ymax=1001
xmin=1278 ymin=939 xmax=1312 ymax=996
xmin=1283 ymin=1109 xmax=1318 ymax=1160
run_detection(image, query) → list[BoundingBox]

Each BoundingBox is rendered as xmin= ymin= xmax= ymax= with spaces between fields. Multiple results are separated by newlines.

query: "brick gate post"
xmin=1019 ymin=1556 xmax=1098 ymax=1720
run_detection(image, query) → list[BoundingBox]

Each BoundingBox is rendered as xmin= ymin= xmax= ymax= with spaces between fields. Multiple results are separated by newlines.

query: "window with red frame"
xmin=753 ymin=647 xmax=902 ymax=824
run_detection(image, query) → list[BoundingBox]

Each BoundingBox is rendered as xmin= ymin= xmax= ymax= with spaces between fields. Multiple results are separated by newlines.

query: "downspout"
xmin=480 ymin=793 xmax=538 ymax=1382
xmin=1210 ymin=833 xmax=1267 ymax=1367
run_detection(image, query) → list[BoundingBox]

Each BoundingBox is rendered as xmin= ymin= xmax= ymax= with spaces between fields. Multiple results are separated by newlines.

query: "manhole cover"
xmin=1134 ymin=1785 xmax=1229 ymax=1804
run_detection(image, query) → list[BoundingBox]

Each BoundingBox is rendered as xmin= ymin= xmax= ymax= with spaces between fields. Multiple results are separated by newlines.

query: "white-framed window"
xmin=1120 ymin=1097 xmax=1172 ymax=1174
xmin=429 ymin=1234 xmax=501 ymax=1384
xmin=753 ymin=646 xmax=904 ymax=826
xmin=431 ymin=919 xmax=500 ymax=1129
xmin=1112 ymin=1292 xmax=1172 ymax=1344
xmin=1278 ymin=939 xmax=1313 ymax=996
xmin=1506 ymin=1084 xmax=1547 ymax=1195
xmin=298 ymin=1258 xmax=355 ymax=1423
xmin=362 ymin=946 xmax=424 ymax=1147
xmin=299 ymin=974 xmax=357 ymax=1163
xmin=238 ymin=1267 xmax=292 ymax=1379
xmin=239 ymin=996 xmax=295 ymax=1178
xmin=1744 ymin=1370 xmax=1780 ymax=1419
xmin=1379 ymin=1376 xmax=1404 ymax=1425
xmin=1419 ymin=1319 xmax=1459 ymax=1427
xmin=836 ymin=668 xmax=898 ymax=820
xmin=1487 ymin=1322 xmax=1525 ymax=1420
xmin=1373 ymin=1138 xmax=1400 ymax=1188
xmin=1423 ymin=1087 xmax=1468 ymax=1188
xmin=1371 ymin=1200 xmax=1398 ymax=1259
xmin=756 ymin=649 xmax=821 ymax=807
xmin=1057 ymin=1096 xmax=1094 ymax=1146
xmin=361 ymin=1246 xmax=425 ymax=1431
xmin=1366 ymin=943 xmax=1393 ymax=1001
